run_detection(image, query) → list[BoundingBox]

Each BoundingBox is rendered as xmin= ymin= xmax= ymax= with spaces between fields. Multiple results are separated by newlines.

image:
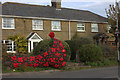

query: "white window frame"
xmin=2 ymin=40 xmax=16 ymax=53
xmin=2 ymin=18 xmax=15 ymax=29
xmin=51 ymin=21 xmax=61 ymax=31
xmin=91 ymin=23 xmax=98 ymax=32
xmin=77 ymin=23 xmax=85 ymax=32
xmin=32 ymin=20 xmax=43 ymax=30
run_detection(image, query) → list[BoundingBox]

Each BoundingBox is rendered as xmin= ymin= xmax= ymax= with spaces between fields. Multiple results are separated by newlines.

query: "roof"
xmin=2 ymin=2 xmax=108 ymax=23
xmin=93 ymin=33 xmax=109 ymax=39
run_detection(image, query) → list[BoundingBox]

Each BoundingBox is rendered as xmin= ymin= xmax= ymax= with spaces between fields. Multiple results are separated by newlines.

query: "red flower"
xmin=14 ymin=63 xmax=19 ymax=68
xmin=30 ymin=56 xmax=35 ymax=61
xmin=51 ymin=48 xmax=56 ymax=52
xmin=27 ymin=63 xmax=29 ymax=66
xmin=33 ymin=63 xmax=39 ymax=68
xmin=24 ymin=58 xmax=27 ymax=61
xmin=62 ymin=62 xmax=66 ymax=66
xmin=43 ymin=62 xmax=49 ymax=67
xmin=62 ymin=49 xmax=66 ymax=53
xmin=60 ymin=57 xmax=63 ymax=61
xmin=55 ymin=52 xmax=60 ymax=57
xmin=43 ymin=51 xmax=48 ymax=57
xmin=55 ymin=64 xmax=59 ymax=68
xmin=18 ymin=57 xmax=23 ymax=62
xmin=64 ymin=54 xmax=66 ymax=57
xmin=59 ymin=43 xmax=63 ymax=47
xmin=53 ymin=45 xmax=55 ymax=47
xmin=49 ymin=32 xmax=55 ymax=38
xmin=54 ymin=41 xmax=57 ymax=44
xmin=30 ymin=64 xmax=33 ymax=67
xmin=57 ymin=48 xmax=60 ymax=51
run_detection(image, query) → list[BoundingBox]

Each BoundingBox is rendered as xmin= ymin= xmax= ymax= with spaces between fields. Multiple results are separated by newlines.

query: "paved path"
xmin=2 ymin=66 xmax=119 ymax=78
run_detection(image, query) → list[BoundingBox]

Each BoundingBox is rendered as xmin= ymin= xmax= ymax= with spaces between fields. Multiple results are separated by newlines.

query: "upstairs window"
xmin=32 ymin=20 xmax=43 ymax=30
xmin=51 ymin=21 xmax=61 ymax=31
xmin=2 ymin=18 xmax=15 ymax=29
xmin=77 ymin=23 xmax=85 ymax=32
xmin=91 ymin=23 xmax=98 ymax=32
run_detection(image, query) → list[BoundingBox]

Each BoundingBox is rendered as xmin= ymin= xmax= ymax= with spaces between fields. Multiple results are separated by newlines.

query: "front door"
xmin=33 ymin=42 xmax=39 ymax=49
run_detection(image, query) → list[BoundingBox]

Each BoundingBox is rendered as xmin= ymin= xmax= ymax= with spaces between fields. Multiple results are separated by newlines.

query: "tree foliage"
xmin=105 ymin=2 xmax=120 ymax=33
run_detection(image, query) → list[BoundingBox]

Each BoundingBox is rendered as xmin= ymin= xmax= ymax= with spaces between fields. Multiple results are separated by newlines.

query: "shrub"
xmin=79 ymin=44 xmax=103 ymax=62
xmin=66 ymin=37 xmax=94 ymax=60
xmin=33 ymin=39 xmax=71 ymax=61
xmin=8 ymin=35 xmax=28 ymax=54
xmin=85 ymin=62 xmax=98 ymax=66
xmin=65 ymin=40 xmax=75 ymax=60
xmin=9 ymin=38 xmax=67 ymax=69
xmin=103 ymin=59 xmax=111 ymax=66
xmin=99 ymin=45 xmax=116 ymax=60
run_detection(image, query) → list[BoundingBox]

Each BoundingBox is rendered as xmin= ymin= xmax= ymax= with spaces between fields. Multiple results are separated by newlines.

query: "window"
xmin=77 ymin=23 xmax=85 ymax=32
xmin=2 ymin=40 xmax=16 ymax=53
xmin=91 ymin=23 xmax=98 ymax=32
xmin=51 ymin=21 xmax=61 ymax=31
xmin=32 ymin=20 xmax=43 ymax=30
xmin=2 ymin=18 xmax=15 ymax=29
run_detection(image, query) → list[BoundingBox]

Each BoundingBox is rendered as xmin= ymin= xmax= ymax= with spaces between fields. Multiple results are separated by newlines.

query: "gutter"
xmin=0 ymin=15 xmax=108 ymax=24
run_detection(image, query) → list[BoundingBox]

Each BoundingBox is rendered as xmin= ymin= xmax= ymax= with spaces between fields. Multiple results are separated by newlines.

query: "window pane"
xmin=5 ymin=40 xmax=16 ymax=52
xmin=2 ymin=18 xmax=14 ymax=29
xmin=52 ymin=21 xmax=61 ymax=30
xmin=77 ymin=23 xmax=85 ymax=31
xmin=6 ymin=41 xmax=12 ymax=51
xmin=32 ymin=20 xmax=43 ymax=30
xmin=91 ymin=24 xmax=98 ymax=32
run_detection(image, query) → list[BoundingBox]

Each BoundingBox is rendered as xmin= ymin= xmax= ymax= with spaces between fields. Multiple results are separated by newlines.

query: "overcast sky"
xmin=0 ymin=0 xmax=119 ymax=17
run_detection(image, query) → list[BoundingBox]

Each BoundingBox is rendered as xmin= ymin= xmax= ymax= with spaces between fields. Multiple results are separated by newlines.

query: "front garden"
xmin=2 ymin=32 xmax=118 ymax=73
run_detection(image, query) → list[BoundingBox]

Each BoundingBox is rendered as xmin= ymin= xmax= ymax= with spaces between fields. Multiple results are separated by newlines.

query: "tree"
xmin=8 ymin=35 xmax=28 ymax=54
xmin=105 ymin=2 xmax=120 ymax=34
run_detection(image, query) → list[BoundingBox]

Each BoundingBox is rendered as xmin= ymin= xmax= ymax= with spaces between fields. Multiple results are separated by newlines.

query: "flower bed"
xmin=9 ymin=32 xmax=67 ymax=69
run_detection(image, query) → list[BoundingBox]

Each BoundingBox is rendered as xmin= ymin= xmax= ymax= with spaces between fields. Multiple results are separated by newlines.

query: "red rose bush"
xmin=9 ymin=32 xmax=67 ymax=69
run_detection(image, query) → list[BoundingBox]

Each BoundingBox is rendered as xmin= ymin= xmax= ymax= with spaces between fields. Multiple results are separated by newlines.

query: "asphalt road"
xmin=2 ymin=66 xmax=119 ymax=78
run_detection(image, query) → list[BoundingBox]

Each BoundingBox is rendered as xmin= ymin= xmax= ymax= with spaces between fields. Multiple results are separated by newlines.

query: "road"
xmin=2 ymin=66 xmax=119 ymax=78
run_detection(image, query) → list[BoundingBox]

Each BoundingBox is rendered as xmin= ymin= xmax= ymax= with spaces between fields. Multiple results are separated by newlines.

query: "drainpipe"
xmin=69 ymin=20 xmax=71 ymax=40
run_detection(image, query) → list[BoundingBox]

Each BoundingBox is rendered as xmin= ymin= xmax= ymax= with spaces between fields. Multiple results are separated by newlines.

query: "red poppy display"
xmin=9 ymin=32 xmax=66 ymax=69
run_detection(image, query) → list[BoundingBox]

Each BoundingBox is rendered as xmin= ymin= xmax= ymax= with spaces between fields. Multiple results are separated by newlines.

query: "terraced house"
xmin=0 ymin=0 xmax=109 ymax=53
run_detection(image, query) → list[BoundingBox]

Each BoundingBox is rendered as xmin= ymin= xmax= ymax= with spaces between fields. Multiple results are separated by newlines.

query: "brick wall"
xmin=2 ymin=18 xmax=108 ymax=41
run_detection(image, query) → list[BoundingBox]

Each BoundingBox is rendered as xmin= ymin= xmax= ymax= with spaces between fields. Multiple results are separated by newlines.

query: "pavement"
xmin=1 ymin=66 xmax=120 ymax=78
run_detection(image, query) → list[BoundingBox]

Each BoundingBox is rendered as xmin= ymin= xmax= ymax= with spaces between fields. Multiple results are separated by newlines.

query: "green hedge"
xmin=65 ymin=37 xmax=94 ymax=60
xmin=79 ymin=44 xmax=103 ymax=62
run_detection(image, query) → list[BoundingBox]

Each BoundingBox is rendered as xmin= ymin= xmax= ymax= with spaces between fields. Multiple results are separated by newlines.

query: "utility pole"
xmin=115 ymin=0 xmax=119 ymax=63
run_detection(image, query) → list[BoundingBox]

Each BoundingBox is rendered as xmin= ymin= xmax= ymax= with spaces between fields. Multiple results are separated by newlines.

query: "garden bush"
xmin=8 ymin=35 xmax=28 ymax=54
xmin=33 ymin=39 xmax=71 ymax=61
xmin=65 ymin=37 xmax=94 ymax=60
xmin=79 ymin=44 xmax=103 ymax=62
xmin=9 ymin=38 xmax=67 ymax=69
xmin=99 ymin=45 xmax=116 ymax=60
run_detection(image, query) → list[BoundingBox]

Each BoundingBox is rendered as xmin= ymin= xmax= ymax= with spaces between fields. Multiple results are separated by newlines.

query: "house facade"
xmin=0 ymin=0 xmax=108 ymax=53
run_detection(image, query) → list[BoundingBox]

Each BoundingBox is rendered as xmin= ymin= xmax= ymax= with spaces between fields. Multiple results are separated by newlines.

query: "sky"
xmin=0 ymin=0 xmax=119 ymax=17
